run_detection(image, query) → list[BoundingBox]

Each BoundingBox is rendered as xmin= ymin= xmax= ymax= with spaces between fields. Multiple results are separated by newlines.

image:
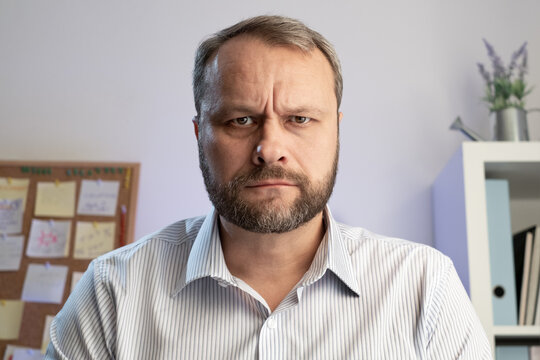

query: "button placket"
xmin=258 ymin=315 xmax=280 ymax=360
xmin=266 ymin=317 xmax=277 ymax=329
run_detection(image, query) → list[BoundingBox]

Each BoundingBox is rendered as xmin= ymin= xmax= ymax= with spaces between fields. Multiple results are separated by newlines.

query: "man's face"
xmin=196 ymin=35 xmax=341 ymax=233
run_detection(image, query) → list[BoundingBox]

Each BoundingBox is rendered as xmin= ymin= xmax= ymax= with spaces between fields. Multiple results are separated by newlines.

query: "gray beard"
xmin=198 ymin=142 xmax=338 ymax=233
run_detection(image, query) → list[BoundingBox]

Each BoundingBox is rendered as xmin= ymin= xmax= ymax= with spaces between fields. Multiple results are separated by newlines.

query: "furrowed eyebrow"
xmin=208 ymin=104 xmax=327 ymax=121
xmin=283 ymin=107 xmax=325 ymax=118
xmin=209 ymin=104 xmax=260 ymax=121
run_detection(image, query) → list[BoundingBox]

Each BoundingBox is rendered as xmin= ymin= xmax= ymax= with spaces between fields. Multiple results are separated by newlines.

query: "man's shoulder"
xmin=94 ymin=214 xmax=207 ymax=267
xmin=141 ymin=214 xmax=207 ymax=245
xmin=335 ymin=221 xmax=452 ymax=269
xmin=335 ymin=222 xmax=457 ymax=313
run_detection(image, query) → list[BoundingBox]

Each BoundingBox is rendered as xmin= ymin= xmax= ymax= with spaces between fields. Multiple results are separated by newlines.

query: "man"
xmin=47 ymin=16 xmax=491 ymax=359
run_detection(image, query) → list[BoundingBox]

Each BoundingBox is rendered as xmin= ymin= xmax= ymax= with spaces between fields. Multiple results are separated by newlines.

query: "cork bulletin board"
xmin=0 ymin=161 xmax=139 ymax=357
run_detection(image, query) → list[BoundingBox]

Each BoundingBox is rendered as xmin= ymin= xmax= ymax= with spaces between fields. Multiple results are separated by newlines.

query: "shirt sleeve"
xmin=45 ymin=260 xmax=117 ymax=359
xmin=425 ymin=260 xmax=493 ymax=359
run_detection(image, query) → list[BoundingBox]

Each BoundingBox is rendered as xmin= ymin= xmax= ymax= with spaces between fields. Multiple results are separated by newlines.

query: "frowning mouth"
xmin=245 ymin=179 xmax=297 ymax=188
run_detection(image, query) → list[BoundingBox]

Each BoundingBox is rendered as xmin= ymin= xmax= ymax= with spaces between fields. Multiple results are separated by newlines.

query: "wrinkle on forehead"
xmin=200 ymin=36 xmax=336 ymax=119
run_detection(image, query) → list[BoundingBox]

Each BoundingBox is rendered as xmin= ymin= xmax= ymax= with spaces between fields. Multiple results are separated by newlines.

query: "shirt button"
xmin=267 ymin=318 xmax=277 ymax=329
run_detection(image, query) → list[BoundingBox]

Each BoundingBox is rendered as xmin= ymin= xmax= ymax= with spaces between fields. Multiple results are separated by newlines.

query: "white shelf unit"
xmin=493 ymin=326 xmax=540 ymax=339
xmin=432 ymin=142 xmax=540 ymax=352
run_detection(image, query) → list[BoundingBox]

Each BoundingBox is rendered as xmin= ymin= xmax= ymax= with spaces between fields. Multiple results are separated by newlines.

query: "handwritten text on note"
xmin=77 ymin=180 xmax=120 ymax=216
xmin=0 ymin=198 xmax=24 ymax=234
xmin=74 ymin=221 xmax=115 ymax=259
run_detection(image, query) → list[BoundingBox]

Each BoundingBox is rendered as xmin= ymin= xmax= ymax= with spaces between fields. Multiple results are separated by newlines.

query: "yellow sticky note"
xmin=0 ymin=299 xmax=24 ymax=340
xmin=35 ymin=181 xmax=76 ymax=218
xmin=74 ymin=221 xmax=116 ymax=259
xmin=0 ymin=177 xmax=30 ymax=211
xmin=41 ymin=315 xmax=55 ymax=354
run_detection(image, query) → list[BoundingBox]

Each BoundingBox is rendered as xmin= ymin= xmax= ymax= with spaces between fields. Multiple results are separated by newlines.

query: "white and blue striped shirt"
xmin=46 ymin=207 xmax=491 ymax=359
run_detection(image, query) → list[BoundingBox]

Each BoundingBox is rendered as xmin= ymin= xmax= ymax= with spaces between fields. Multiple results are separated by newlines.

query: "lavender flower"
xmin=508 ymin=41 xmax=527 ymax=77
xmin=519 ymin=48 xmax=528 ymax=81
xmin=483 ymin=38 xmax=506 ymax=78
xmin=477 ymin=63 xmax=491 ymax=84
xmin=478 ymin=39 xmax=532 ymax=111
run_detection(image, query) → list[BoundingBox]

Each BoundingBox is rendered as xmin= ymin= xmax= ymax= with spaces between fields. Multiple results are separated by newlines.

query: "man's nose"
xmin=252 ymin=119 xmax=287 ymax=166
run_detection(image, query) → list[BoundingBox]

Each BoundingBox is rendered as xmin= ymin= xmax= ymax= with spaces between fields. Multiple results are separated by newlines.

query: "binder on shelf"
xmin=514 ymin=229 xmax=534 ymax=325
xmin=496 ymin=345 xmax=530 ymax=360
xmin=485 ymin=179 xmax=518 ymax=325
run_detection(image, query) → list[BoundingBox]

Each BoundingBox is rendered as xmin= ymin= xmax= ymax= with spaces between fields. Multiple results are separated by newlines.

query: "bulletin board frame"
xmin=0 ymin=161 xmax=140 ymax=357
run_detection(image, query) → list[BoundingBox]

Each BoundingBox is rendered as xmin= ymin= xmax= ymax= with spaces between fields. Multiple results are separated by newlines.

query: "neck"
xmin=219 ymin=211 xmax=326 ymax=311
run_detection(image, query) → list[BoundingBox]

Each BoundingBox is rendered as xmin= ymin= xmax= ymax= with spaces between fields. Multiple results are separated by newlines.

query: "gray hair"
xmin=192 ymin=15 xmax=343 ymax=116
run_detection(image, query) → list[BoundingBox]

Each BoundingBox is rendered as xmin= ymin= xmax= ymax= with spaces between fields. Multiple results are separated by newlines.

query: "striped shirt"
xmin=46 ymin=207 xmax=492 ymax=359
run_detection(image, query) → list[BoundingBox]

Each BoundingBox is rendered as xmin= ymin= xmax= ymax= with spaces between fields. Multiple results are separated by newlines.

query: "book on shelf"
xmin=536 ymin=277 xmax=540 ymax=325
xmin=513 ymin=225 xmax=539 ymax=326
xmin=524 ymin=225 xmax=539 ymax=325
xmin=531 ymin=345 xmax=540 ymax=360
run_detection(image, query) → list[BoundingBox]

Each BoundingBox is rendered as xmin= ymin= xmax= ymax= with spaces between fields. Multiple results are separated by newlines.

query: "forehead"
xmin=201 ymin=36 xmax=337 ymax=112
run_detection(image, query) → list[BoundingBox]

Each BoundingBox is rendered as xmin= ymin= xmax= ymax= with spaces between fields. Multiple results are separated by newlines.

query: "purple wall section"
xmin=432 ymin=147 xmax=470 ymax=295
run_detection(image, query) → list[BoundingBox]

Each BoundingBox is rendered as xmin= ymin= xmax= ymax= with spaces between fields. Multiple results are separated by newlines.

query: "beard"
xmin=198 ymin=141 xmax=339 ymax=234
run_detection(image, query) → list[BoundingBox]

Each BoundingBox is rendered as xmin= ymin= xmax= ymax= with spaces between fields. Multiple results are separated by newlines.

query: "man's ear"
xmin=338 ymin=112 xmax=343 ymax=124
xmin=192 ymin=116 xmax=199 ymax=140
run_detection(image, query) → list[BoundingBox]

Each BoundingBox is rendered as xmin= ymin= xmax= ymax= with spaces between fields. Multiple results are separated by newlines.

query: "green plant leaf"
xmin=512 ymin=79 xmax=526 ymax=99
xmin=493 ymin=77 xmax=512 ymax=100
xmin=492 ymin=96 xmax=507 ymax=111
xmin=483 ymin=86 xmax=494 ymax=103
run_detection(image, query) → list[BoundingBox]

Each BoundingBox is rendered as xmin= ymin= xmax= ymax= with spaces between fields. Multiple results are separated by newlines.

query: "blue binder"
xmin=495 ymin=345 xmax=529 ymax=360
xmin=485 ymin=179 xmax=518 ymax=325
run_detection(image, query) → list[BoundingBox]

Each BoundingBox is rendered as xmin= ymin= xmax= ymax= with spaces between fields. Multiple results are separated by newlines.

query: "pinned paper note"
xmin=35 ymin=181 xmax=76 ymax=218
xmin=71 ymin=271 xmax=84 ymax=292
xmin=74 ymin=221 xmax=115 ymax=259
xmin=21 ymin=263 xmax=68 ymax=304
xmin=40 ymin=315 xmax=55 ymax=354
xmin=77 ymin=180 xmax=120 ymax=216
xmin=12 ymin=348 xmax=44 ymax=360
xmin=3 ymin=346 xmax=38 ymax=360
xmin=0 ymin=299 xmax=24 ymax=340
xmin=0 ymin=198 xmax=24 ymax=234
xmin=0 ymin=177 xmax=29 ymax=211
xmin=0 ymin=235 xmax=24 ymax=271
xmin=27 ymin=219 xmax=71 ymax=258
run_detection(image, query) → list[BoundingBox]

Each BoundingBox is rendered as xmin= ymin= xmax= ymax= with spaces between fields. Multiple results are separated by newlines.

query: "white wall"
xmin=1 ymin=0 xmax=539 ymax=246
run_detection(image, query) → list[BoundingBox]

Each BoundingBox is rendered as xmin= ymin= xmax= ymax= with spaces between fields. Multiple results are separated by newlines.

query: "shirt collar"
xmin=300 ymin=207 xmax=361 ymax=296
xmin=172 ymin=206 xmax=360 ymax=297
xmin=172 ymin=208 xmax=235 ymax=297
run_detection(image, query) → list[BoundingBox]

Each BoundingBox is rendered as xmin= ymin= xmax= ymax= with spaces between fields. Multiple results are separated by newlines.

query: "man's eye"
xmin=232 ymin=116 xmax=254 ymax=126
xmin=290 ymin=116 xmax=311 ymax=124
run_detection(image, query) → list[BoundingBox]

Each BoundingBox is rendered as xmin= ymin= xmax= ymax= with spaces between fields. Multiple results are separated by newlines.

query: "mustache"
xmin=228 ymin=166 xmax=308 ymax=188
